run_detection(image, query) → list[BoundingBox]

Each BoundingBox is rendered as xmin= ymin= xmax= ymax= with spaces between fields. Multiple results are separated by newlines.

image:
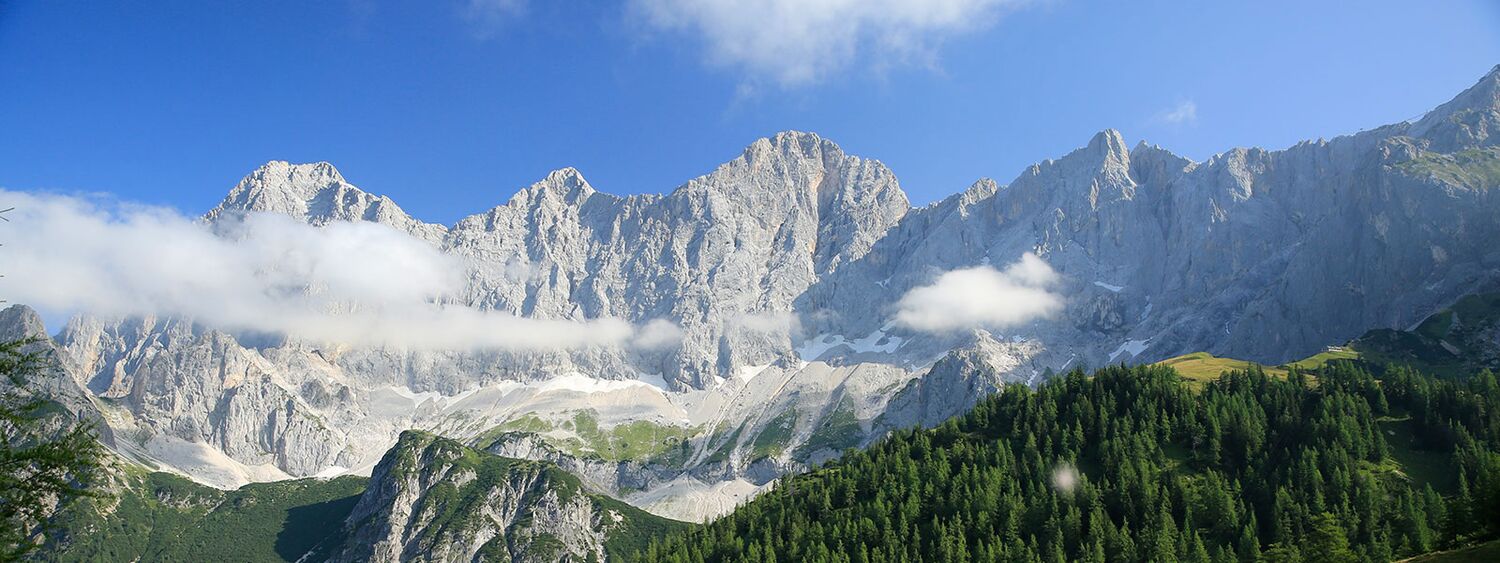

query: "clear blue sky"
xmin=2 ymin=1 xmax=1498 ymax=224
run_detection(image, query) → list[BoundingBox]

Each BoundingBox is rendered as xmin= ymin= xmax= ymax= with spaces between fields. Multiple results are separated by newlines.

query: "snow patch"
xmin=387 ymin=385 xmax=444 ymax=406
xmin=1094 ymin=281 xmax=1125 ymax=292
xmin=796 ymin=327 xmax=903 ymax=359
xmin=849 ymin=327 xmax=903 ymax=354
xmin=538 ymin=373 xmax=658 ymax=394
xmin=796 ymin=334 xmax=842 ymax=360
xmin=737 ymin=364 xmax=771 ymax=382
xmin=448 ymin=386 xmax=482 ymax=404
xmin=1108 ymin=339 xmax=1151 ymax=363
xmin=635 ymin=372 xmax=670 ymax=392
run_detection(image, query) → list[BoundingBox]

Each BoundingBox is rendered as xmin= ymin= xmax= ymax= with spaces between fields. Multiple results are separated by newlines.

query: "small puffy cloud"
xmin=629 ymin=0 xmax=1025 ymax=87
xmin=0 ymin=190 xmax=675 ymax=351
xmin=632 ymin=319 xmax=686 ymax=349
xmin=1050 ymin=462 xmax=1079 ymax=494
xmin=730 ymin=311 xmax=801 ymax=336
xmin=1156 ymin=99 xmax=1198 ymax=125
xmin=893 ymin=253 xmax=1063 ymax=333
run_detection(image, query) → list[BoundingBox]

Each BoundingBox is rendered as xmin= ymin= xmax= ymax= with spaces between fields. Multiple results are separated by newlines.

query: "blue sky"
xmin=2 ymin=0 xmax=1498 ymax=224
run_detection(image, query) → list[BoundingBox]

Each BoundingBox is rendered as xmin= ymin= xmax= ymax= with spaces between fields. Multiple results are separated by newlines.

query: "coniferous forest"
xmin=636 ymin=362 xmax=1500 ymax=562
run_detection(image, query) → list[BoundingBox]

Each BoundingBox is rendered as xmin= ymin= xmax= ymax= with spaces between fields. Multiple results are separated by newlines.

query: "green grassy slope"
xmin=1401 ymin=539 xmax=1500 ymax=562
xmin=471 ymin=409 xmax=700 ymax=467
xmin=1153 ymin=352 xmax=1290 ymax=386
xmin=1156 ymin=291 xmax=1500 ymax=384
xmin=1395 ymin=147 xmax=1500 ymax=190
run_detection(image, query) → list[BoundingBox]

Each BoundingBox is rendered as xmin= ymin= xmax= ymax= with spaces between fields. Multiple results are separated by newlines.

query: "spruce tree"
xmin=0 ymin=339 xmax=104 ymax=560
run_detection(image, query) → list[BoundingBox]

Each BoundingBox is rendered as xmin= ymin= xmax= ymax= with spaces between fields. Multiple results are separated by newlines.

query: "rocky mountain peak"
xmin=240 ymin=160 xmax=345 ymax=198
xmin=0 ymin=304 xmax=48 ymax=342
xmin=731 ymin=131 xmax=854 ymax=188
xmin=1006 ymin=129 xmax=1137 ymax=209
xmin=205 ymin=160 xmax=443 ymax=240
xmin=1440 ymin=64 xmax=1500 ymax=115
xmin=955 ymin=178 xmax=1000 ymax=208
xmin=754 ymin=130 xmax=843 ymax=162
xmin=1410 ymin=64 xmax=1500 ymax=151
xmin=208 ymin=160 xmax=354 ymax=219
xmin=1128 ymin=141 xmax=1195 ymax=186
xmin=672 ymin=130 xmax=909 ymax=223
xmin=1085 ymin=129 xmax=1132 ymax=169
xmin=505 ymin=166 xmax=600 ymax=209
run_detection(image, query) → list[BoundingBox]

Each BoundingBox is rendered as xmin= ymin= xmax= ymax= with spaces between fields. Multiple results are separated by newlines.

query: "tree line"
xmin=635 ymin=361 xmax=1500 ymax=562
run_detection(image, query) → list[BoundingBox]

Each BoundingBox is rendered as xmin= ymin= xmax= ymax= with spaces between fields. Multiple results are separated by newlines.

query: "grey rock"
xmin=328 ymin=431 xmax=647 ymax=563
xmin=30 ymin=66 xmax=1500 ymax=514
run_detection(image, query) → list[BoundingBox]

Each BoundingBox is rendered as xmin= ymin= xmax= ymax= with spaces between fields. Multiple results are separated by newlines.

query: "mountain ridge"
xmin=25 ymin=65 xmax=1500 ymax=521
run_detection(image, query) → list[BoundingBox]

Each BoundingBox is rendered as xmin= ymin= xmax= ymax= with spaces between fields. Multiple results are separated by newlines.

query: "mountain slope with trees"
xmin=637 ymin=362 xmax=1500 ymax=562
xmin=37 ymin=470 xmax=364 ymax=562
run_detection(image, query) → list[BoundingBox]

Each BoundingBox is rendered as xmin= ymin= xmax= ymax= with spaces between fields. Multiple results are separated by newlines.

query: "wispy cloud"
xmin=463 ymin=0 xmax=527 ymax=38
xmin=730 ymin=311 xmax=802 ymax=336
xmin=893 ymin=253 xmax=1064 ymax=333
xmin=0 ymin=190 xmax=678 ymax=351
xmin=1155 ymin=99 xmax=1198 ymax=125
xmin=628 ymin=0 xmax=1027 ymax=88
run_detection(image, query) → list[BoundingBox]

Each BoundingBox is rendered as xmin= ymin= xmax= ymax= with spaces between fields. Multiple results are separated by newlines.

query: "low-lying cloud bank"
xmin=894 ymin=253 xmax=1064 ymax=333
xmin=0 ymin=190 xmax=677 ymax=351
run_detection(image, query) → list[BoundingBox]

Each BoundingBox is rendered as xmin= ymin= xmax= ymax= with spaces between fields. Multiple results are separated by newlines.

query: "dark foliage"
xmin=0 ymin=339 xmax=104 ymax=561
xmin=637 ymin=362 xmax=1500 ymax=562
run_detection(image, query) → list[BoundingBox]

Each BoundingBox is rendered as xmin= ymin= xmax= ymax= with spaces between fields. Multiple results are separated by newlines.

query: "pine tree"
xmin=0 ymin=339 xmax=105 ymax=559
xmin=636 ymin=362 xmax=1500 ymax=563
xmin=1448 ymin=472 xmax=1475 ymax=541
xmin=1304 ymin=512 xmax=1357 ymax=563
xmin=1260 ymin=542 xmax=1299 ymax=563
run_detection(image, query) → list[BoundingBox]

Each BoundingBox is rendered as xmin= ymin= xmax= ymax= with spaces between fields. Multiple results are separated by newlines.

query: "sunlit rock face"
xmin=17 ymin=66 xmax=1500 ymax=520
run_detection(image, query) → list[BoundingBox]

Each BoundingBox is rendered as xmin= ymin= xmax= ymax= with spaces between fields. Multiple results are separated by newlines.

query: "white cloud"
xmin=730 ymin=311 xmax=801 ymax=336
xmin=463 ymin=0 xmax=527 ymax=38
xmin=632 ymin=319 xmax=686 ymax=349
xmin=629 ymin=0 xmax=1025 ymax=87
xmin=1156 ymin=99 xmax=1198 ymax=125
xmin=893 ymin=253 xmax=1063 ymax=333
xmin=1050 ymin=462 xmax=1079 ymax=493
xmin=0 ymin=191 xmax=679 ymax=351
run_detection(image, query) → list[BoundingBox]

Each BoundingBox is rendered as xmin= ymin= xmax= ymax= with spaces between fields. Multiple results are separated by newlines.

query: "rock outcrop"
xmin=328 ymin=431 xmax=675 ymax=563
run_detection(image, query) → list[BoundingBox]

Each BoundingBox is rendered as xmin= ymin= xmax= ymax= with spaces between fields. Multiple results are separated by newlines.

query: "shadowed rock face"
xmin=20 ymin=67 xmax=1500 ymax=512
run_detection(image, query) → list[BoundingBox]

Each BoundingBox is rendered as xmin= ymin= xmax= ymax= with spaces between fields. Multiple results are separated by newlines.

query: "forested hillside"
xmin=637 ymin=362 xmax=1500 ymax=562
xmin=38 ymin=470 xmax=365 ymax=562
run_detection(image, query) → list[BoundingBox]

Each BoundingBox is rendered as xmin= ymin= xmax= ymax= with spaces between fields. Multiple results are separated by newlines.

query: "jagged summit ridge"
xmin=1410 ymin=64 xmax=1500 ymax=151
xmin=206 ymin=159 xmax=444 ymax=241
xmin=32 ymin=67 xmax=1500 ymax=514
xmin=209 ymin=160 xmax=345 ymax=217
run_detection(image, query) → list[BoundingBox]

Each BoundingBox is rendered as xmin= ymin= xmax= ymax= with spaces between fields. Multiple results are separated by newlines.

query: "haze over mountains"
xmin=6 ymin=65 xmax=1500 ymax=522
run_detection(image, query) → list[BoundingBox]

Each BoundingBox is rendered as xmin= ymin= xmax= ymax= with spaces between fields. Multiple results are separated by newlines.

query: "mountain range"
xmin=12 ymin=65 xmax=1500 ymax=526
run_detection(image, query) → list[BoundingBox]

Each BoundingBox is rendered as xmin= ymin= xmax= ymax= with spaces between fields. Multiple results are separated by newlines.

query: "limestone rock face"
xmin=875 ymin=332 xmax=1045 ymax=433
xmin=0 ymin=305 xmax=110 ymax=446
xmin=328 ymin=431 xmax=646 ymax=563
xmin=24 ymin=66 xmax=1500 ymax=516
